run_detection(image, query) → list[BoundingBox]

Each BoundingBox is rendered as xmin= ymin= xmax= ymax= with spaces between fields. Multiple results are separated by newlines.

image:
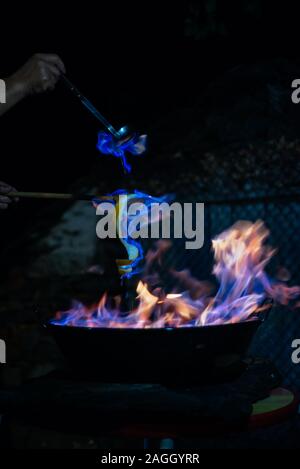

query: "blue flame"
xmin=96 ymin=132 xmax=147 ymax=173
xmin=121 ymin=190 xmax=170 ymax=279
xmin=96 ymin=189 xmax=171 ymax=279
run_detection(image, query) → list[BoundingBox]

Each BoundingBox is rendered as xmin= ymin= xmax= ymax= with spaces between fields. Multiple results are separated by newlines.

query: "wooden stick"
xmin=8 ymin=191 xmax=115 ymax=202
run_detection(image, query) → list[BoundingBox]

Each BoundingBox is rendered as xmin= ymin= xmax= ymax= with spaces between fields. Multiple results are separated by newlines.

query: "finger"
xmin=39 ymin=65 xmax=59 ymax=91
xmin=39 ymin=63 xmax=49 ymax=82
xmin=4 ymin=190 xmax=18 ymax=202
xmin=7 ymin=188 xmax=19 ymax=202
xmin=42 ymin=76 xmax=59 ymax=92
xmin=6 ymin=186 xmax=18 ymax=196
xmin=39 ymin=63 xmax=60 ymax=81
xmin=35 ymin=53 xmax=66 ymax=73
xmin=0 ymin=183 xmax=13 ymax=194
xmin=43 ymin=62 xmax=62 ymax=78
xmin=0 ymin=196 xmax=11 ymax=205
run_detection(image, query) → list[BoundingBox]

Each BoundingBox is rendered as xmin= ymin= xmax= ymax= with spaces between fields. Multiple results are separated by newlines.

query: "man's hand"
xmin=0 ymin=182 xmax=17 ymax=210
xmin=9 ymin=53 xmax=66 ymax=97
xmin=0 ymin=54 xmax=66 ymax=116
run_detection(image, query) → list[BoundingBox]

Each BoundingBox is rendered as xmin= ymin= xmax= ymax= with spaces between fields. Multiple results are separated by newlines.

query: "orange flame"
xmin=52 ymin=220 xmax=300 ymax=328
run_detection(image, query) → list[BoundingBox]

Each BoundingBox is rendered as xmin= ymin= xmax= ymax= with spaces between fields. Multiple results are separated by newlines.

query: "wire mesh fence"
xmin=203 ymin=197 xmax=300 ymax=388
xmin=155 ymin=193 xmax=300 ymax=387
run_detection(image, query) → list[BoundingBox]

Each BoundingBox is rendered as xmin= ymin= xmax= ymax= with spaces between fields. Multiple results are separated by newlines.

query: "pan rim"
xmin=45 ymin=315 xmax=264 ymax=333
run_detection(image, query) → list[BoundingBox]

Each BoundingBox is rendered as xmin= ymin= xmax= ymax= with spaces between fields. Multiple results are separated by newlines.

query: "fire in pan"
xmin=45 ymin=220 xmax=299 ymax=384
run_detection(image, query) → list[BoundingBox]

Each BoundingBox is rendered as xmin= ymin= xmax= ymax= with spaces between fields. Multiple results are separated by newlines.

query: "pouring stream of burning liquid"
xmin=51 ymin=220 xmax=300 ymax=328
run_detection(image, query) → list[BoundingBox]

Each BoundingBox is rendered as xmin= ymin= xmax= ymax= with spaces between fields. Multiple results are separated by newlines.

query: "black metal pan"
xmin=46 ymin=315 xmax=264 ymax=384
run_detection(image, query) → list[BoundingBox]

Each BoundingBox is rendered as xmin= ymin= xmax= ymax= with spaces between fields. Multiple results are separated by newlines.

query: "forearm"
xmin=0 ymin=75 xmax=27 ymax=117
xmin=0 ymin=53 xmax=65 ymax=118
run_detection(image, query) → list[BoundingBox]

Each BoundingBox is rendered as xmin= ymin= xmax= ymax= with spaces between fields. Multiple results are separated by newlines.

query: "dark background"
xmin=0 ymin=1 xmax=299 ymax=255
xmin=1 ymin=0 xmax=300 ymax=403
xmin=0 ymin=2 xmax=298 ymax=180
